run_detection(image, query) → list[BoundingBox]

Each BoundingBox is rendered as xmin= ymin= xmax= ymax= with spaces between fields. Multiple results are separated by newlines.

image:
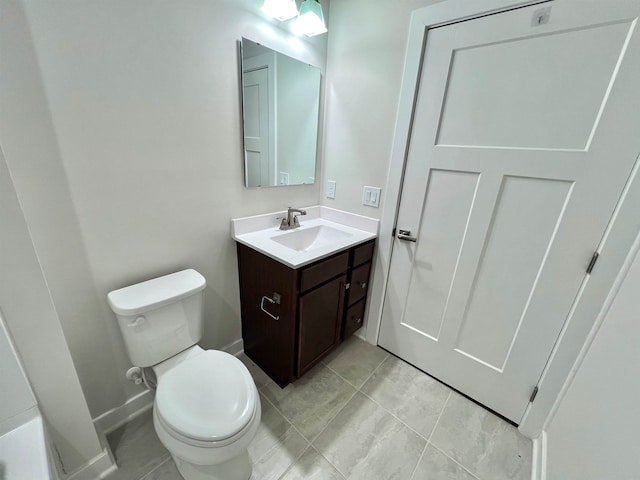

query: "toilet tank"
xmin=107 ymin=269 xmax=206 ymax=367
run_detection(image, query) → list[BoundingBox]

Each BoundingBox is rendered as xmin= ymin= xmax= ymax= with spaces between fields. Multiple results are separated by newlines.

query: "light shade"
xmin=295 ymin=0 xmax=327 ymax=37
xmin=262 ymin=0 xmax=298 ymax=21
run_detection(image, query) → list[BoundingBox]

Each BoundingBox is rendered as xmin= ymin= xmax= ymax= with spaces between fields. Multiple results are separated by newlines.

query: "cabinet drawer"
xmin=352 ymin=241 xmax=374 ymax=267
xmin=348 ymin=262 xmax=371 ymax=306
xmin=343 ymin=299 xmax=366 ymax=339
xmin=301 ymin=251 xmax=349 ymax=292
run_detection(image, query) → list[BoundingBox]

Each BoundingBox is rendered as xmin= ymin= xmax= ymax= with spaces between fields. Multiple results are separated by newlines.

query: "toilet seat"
xmin=155 ymin=350 xmax=257 ymax=445
xmin=155 ymin=399 xmax=259 ymax=449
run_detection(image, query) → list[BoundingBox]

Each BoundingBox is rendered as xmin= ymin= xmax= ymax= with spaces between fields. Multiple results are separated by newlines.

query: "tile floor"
xmin=105 ymin=337 xmax=532 ymax=480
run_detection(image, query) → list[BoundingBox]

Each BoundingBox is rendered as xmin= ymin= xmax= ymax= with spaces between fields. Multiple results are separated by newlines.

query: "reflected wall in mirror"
xmin=241 ymin=38 xmax=321 ymax=187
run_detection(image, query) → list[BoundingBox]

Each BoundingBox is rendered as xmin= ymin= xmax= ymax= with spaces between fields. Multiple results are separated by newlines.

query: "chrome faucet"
xmin=279 ymin=207 xmax=307 ymax=230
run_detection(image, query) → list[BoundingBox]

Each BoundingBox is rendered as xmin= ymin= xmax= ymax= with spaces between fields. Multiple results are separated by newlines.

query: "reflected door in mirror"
xmin=243 ymin=67 xmax=272 ymax=187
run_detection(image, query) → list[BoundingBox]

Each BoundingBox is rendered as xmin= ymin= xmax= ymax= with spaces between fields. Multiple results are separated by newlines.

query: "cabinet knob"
xmin=354 ymin=317 xmax=362 ymax=324
xmin=358 ymin=281 xmax=367 ymax=289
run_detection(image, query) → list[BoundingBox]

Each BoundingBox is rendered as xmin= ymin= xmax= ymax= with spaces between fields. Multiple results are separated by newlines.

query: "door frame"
xmin=365 ymin=0 xmax=640 ymax=438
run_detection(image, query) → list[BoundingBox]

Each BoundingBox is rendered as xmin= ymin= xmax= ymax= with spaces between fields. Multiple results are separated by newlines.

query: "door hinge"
xmin=586 ymin=252 xmax=599 ymax=274
xmin=392 ymin=227 xmax=396 ymax=238
xmin=529 ymin=386 xmax=539 ymax=403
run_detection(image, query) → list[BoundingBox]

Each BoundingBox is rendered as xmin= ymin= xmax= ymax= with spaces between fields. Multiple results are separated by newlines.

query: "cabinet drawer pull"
xmin=260 ymin=295 xmax=280 ymax=321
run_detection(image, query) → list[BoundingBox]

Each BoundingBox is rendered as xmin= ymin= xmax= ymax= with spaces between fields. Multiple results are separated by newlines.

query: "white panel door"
xmin=379 ymin=0 xmax=640 ymax=423
xmin=243 ymin=67 xmax=271 ymax=187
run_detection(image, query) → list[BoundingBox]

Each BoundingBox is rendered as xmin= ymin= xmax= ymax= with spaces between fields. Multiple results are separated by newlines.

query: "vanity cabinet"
xmin=236 ymin=239 xmax=375 ymax=386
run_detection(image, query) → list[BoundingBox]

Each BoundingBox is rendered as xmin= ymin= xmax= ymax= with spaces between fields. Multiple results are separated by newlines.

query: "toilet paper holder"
xmin=260 ymin=293 xmax=281 ymax=321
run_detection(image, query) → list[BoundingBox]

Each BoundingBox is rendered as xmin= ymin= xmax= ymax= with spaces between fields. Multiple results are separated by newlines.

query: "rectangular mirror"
xmin=240 ymin=38 xmax=321 ymax=187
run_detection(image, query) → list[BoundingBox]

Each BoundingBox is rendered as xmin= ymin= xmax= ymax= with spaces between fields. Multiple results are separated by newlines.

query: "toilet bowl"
xmin=152 ymin=346 xmax=261 ymax=480
xmin=108 ymin=269 xmax=260 ymax=480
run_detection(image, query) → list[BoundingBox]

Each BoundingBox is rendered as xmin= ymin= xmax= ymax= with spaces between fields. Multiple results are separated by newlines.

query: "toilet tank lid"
xmin=107 ymin=269 xmax=206 ymax=316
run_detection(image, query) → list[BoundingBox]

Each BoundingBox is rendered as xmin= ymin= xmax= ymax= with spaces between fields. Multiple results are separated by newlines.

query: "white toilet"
xmin=107 ymin=269 xmax=261 ymax=480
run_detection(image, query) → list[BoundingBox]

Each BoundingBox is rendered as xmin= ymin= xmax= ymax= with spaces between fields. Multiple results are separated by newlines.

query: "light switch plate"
xmin=326 ymin=180 xmax=336 ymax=199
xmin=279 ymin=172 xmax=289 ymax=185
xmin=362 ymin=186 xmax=381 ymax=207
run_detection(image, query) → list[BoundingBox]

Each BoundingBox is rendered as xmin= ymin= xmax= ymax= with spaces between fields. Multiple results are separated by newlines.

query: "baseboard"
xmin=93 ymin=389 xmax=154 ymax=436
xmin=222 ymin=338 xmax=244 ymax=356
xmin=63 ymin=448 xmax=115 ymax=480
xmin=353 ymin=328 xmax=367 ymax=342
xmin=531 ymin=431 xmax=547 ymax=480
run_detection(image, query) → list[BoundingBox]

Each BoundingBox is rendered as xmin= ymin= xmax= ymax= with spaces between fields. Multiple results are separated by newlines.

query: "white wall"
xmin=0 ymin=0 xmax=143 ymax=423
xmin=321 ymin=0 xmax=444 ymax=216
xmin=0 ymin=309 xmax=36 ymax=434
xmin=11 ymin=0 xmax=327 ymax=421
xmin=321 ymin=0 xmax=445 ymax=341
xmin=544 ymin=231 xmax=640 ymax=479
xmin=0 ymin=146 xmax=104 ymax=473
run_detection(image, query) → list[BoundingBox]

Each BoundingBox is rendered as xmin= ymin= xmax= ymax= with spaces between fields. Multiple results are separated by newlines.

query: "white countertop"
xmin=231 ymin=206 xmax=379 ymax=268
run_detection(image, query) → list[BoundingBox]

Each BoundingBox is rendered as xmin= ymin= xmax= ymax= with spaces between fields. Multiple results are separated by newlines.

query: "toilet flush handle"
xmin=128 ymin=316 xmax=146 ymax=328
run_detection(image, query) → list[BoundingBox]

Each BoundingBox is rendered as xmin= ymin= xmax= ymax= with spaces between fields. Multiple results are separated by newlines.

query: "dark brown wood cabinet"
xmin=236 ymin=239 xmax=375 ymax=386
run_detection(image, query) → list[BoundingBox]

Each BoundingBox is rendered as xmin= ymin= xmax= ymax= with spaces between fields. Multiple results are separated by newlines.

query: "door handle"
xmin=397 ymin=229 xmax=417 ymax=242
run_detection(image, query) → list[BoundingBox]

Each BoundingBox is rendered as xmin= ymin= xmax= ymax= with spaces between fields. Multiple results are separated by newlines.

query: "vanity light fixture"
xmin=294 ymin=0 xmax=327 ymax=36
xmin=262 ymin=0 xmax=298 ymax=21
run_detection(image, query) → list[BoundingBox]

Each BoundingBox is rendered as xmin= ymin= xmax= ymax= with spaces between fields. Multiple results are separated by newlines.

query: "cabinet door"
xmin=298 ymin=274 xmax=346 ymax=375
xmin=237 ymin=244 xmax=297 ymax=385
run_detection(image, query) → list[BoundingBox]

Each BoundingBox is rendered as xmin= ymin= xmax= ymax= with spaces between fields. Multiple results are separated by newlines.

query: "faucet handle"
xmin=292 ymin=209 xmax=306 ymax=226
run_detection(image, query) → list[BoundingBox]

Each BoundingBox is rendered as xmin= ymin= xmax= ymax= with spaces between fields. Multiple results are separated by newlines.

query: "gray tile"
xmin=361 ymin=356 xmax=451 ymax=438
xmin=430 ymin=394 xmax=532 ymax=480
xmin=262 ymin=365 xmax=356 ymax=441
xmin=140 ymin=458 xmax=182 ymax=480
xmin=280 ymin=446 xmax=345 ymax=480
xmin=251 ymin=428 xmax=308 ymax=480
xmin=314 ymin=392 xmax=425 ymax=479
xmin=249 ymin=393 xmax=292 ymax=462
xmin=106 ymin=409 xmax=169 ymax=480
xmin=105 ymin=350 xmax=531 ymax=480
xmin=411 ymin=444 xmax=478 ymax=480
xmin=238 ymin=352 xmax=272 ymax=389
xmin=323 ymin=336 xmax=388 ymax=388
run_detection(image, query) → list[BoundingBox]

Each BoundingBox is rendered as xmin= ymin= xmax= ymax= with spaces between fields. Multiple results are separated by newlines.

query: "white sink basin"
xmin=231 ymin=206 xmax=379 ymax=268
xmin=271 ymin=225 xmax=352 ymax=252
